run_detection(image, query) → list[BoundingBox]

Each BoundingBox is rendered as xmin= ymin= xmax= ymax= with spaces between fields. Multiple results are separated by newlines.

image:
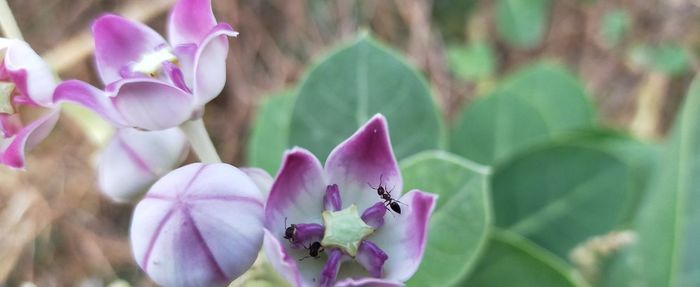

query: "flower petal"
xmin=240 ymin=167 xmax=274 ymax=198
xmin=3 ymin=40 xmax=57 ymax=107
xmin=92 ymin=14 xmax=168 ymax=84
xmin=109 ymin=78 xmax=195 ymax=130
xmin=335 ymin=277 xmax=403 ymax=287
xmin=192 ymin=24 xmax=238 ymax=105
xmin=325 ymin=114 xmax=402 ymax=212
xmin=0 ymin=109 xmax=59 ymax=169
xmin=97 ymin=128 xmax=188 ymax=203
xmin=263 ymin=229 xmax=304 ymax=286
xmin=53 ymin=80 xmax=128 ymax=126
xmin=172 ymin=43 xmax=197 ymax=88
xmin=167 ymin=0 xmax=217 ymax=46
xmin=131 ymin=163 xmax=264 ymax=287
xmin=264 ymin=147 xmax=327 ymax=237
xmin=366 ymin=190 xmax=437 ymax=282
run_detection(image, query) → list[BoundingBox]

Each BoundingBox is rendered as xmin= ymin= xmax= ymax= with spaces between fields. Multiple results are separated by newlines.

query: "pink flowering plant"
xmin=4 ymin=0 xmax=672 ymax=286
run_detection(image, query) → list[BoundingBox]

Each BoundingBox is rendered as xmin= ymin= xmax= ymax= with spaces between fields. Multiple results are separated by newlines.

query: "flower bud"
xmin=97 ymin=128 xmax=188 ymax=203
xmin=130 ymin=163 xmax=265 ymax=287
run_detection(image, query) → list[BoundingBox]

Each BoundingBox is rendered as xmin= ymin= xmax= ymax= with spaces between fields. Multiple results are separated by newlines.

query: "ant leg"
xmin=298 ymin=255 xmax=311 ymax=261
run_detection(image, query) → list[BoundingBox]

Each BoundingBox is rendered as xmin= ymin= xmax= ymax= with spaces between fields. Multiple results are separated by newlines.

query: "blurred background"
xmin=0 ymin=0 xmax=697 ymax=286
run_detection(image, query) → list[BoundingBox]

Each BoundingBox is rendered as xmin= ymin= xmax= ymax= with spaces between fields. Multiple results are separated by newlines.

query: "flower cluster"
xmin=2 ymin=0 xmax=438 ymax=286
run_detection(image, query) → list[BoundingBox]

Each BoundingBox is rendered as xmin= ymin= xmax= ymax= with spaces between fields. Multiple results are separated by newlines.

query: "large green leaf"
xmin=246 ymin=91 xmax=295 ymax=175
xmin=400 ymin=151 xmax=491 ymax=286
xmin=462 ymin=230 xmax=580 ymax=287
xmin=603 ymin=78 xmax=700 ymax=286
xmin=289 ymin=35 xmax=443 ymax=162
xmin=496 ymin=0 xmax=552 ymax=48
xmin=492 ymin=132 xmax=657 ymax=259
xmin=450 ymin=62 xmax=595 ymax=165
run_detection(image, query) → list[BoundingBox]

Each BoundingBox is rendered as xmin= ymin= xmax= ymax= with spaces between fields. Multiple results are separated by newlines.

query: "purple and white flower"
xmin=0 ymin=38 xmax=60 ymax=169
xmin=53 ymin=0 xmax=237 ymax=131
xmin=131 ymin=162 xmax=265 ymax=287
xmin=97 ymin=128 xmax=188 ymax=203
xmin=264 ymin=114 xmax=437 ymax=287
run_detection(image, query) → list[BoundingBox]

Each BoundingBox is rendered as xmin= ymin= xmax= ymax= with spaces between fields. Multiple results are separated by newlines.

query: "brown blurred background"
xmin=1 ymin=0 xmax=698 ymax=286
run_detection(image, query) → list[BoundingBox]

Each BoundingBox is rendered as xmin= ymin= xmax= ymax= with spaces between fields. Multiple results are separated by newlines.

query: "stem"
xmin=0 ymin=0 xmax=23 ymax=40
xmin=179 ymin=118 xmax=222 ymax=163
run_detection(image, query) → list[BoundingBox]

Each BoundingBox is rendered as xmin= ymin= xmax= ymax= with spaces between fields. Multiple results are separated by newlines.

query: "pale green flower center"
xmin=0 ymin=81 xmax=16 ymax=114
xmin=321 ymin=204 xmax=375 ymax=257
xmin=131 ymin=48 xmax=178 ymax=76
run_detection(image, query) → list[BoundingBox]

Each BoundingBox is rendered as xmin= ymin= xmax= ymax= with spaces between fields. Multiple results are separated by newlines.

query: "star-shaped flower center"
xmin=0 ymin=82 xmax=16 ymax=114
xmin=321 ymin=204 xmax=374 ymax=257
xmin=131 ymin=47 xmax=178 ymax=76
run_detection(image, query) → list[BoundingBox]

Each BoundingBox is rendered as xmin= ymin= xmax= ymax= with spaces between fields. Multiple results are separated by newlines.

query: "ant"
xmin=299 ymin=241 xmax=325 ymax=261
xmin=283 ymin=217 xmax=296 ymax=243
xmin=368 ymin=175 xmax=405 ymax=214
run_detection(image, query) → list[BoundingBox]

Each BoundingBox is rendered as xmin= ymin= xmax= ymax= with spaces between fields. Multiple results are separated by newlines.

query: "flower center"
xmin=131 ymin=48 xmax=178 ymax=76
xmin=0 ymin=81 xmax=16 ymax=114
xmin=321 ymin=204 xmax=375 ymax=257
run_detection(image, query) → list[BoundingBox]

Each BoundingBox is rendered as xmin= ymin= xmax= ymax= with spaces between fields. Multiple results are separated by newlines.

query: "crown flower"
xmin=264 ymin=114 xmax=437 ymax=287
xmin=53 ymin=0 xmax=237 ymax=131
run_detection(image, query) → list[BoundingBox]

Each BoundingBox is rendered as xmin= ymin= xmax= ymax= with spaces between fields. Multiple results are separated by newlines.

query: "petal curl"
xmin=109 ymin=78 xmax=195 ymax=130
xmin=168 ymin=0 xmax=217 ymax=46
xmin=131 ymin=163 xmax=264 ymax=287
xmin=263 ymin=230 xmax=303 ymax=286
xmin=0 ymin=109 xmax=59 ymax=169
xmin=4 ymin=40 xmax=57 ymax=107
xmin=325 ymin=114 xmax=402 ymax=212
xmin=53 ymin=80 xmax=128 ymax=126
xmin=92 ymin=14 xmax=168 ymax=84
xmin=367 ymin=190 xmax=436 ymax=282
xmin=192 ymin=24 xmax=238 ymax=105
xmin=97 ymin=128 xmax=188 ymax=203
xmin=264 ymin=148 xmax=327 ymax=237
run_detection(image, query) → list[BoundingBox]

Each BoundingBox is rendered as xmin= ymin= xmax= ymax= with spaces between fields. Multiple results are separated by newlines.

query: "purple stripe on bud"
xmin=320 ymin=249 xmax=345 ymax=287
xmin=357 ymin=240 xmax=388 ymax=278
xmin=291 ymin=223 xmax=325 ymax=248
xmin=324 ymin=184 xmax=342 ymax=211
xmin=361 ymin=202 xmax=387 ymax=229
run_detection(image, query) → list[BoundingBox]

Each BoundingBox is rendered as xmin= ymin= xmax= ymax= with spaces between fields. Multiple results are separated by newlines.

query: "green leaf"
xmin=400 ymin=151 xmax=491 ymax=287
xmin=496 ymin=0 xmax=552 ymax=48
xmin=600 ymin=9 xmax=631 ymax=47
xmin=491 ymin=131 xmax=657 ymax=259
xmin=246 ymin=91 xmax=295 ymax=175
xmin=462 ymin=230 xmax=579 ymax=287
xmin=629 ymin=43 xmax=690 ymax=75
xmin=432 ymin=0 xmax=477 ymax=42
xmin=289 ymin=35 xmax=443 ymax=162
xmin=450 ymin=62 xmax=595 ymax=165
xmin=603 ymin=77 xmax=700 ymax=286
xmin=446 ymin=42 xmax=497 ymax=81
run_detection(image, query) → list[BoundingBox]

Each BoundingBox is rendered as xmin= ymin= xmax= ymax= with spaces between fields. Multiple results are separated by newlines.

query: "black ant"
xmin=283 ymin=217 xmax=296 ymax=243
xmin=299 ymin=241 xmax=324 ymax=261
xmin=368 ymin=175 xmax=405 ymax=214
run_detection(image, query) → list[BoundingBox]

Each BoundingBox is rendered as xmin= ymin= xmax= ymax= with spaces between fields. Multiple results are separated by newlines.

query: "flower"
xmin=53 ymin=0 xmax=238 ymax=131
xmin=263 ymin=114 xmax=437 ymax=287
xmin=97 ymin=128 xmax=188 ymax=203
xmin=131 ymin=162 xmax=265 ymax=287
xmin=0 ymin=38 xmax=60 ymax=169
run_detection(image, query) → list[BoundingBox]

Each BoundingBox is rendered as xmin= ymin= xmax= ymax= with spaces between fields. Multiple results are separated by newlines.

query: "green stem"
xmin=179 ymin=118 xmax=222 ymax=163
xmin=0 ymin=0 xmax=23 ymax=40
